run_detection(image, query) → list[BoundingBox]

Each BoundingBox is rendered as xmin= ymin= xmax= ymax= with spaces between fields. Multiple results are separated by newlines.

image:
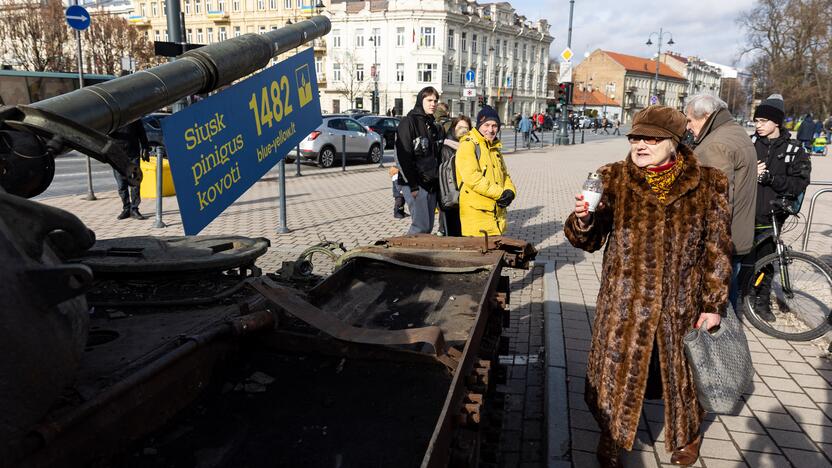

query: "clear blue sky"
xmin=515 ymin=0 xmax=754 ymax=68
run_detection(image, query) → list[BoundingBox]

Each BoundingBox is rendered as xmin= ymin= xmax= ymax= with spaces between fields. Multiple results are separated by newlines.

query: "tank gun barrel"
xmin=31 ymin=16 xmax=330 ymax=135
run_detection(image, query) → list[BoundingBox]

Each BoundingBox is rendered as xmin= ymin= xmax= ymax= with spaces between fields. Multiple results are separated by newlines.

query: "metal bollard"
xmin=341 ymin=134 xmax=346 ymax=172
xmin=84 ymin=155 xmax=97 ymax=200
xmin=571 ymin=125 xmax=576 ymax=145
xmin=153 ymin=146 xmax=166 ymax=228
xmin=277 ymin=158 xmax=289 ymax=233
xmin=295 ymin=144 xmax=302 ymax=176
xmin=378 ymin=137 xmax=385 ymax=168
xmin=513 ymin=130 xmax=518 ymax=153
xmin=581 ymin=127 xmax=585 ymax=144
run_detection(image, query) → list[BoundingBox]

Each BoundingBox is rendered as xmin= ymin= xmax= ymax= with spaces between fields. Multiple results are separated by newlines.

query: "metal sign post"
xmin=153 ymin=146 xmax=167 ymax=228
xmin=66 ymin=3 xmax=96 ymax=200
xmin=278 ymin=159 xmax=289 ymax=233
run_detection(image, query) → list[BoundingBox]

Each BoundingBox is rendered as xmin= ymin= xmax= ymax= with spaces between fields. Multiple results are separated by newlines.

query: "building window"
xmin=269 ymin=0 xmax=275 ymax=8
xmin=513 ymin=42 xmax=518 ymax=58
xmin=154 ymin=29 xmax=160 ymax=41
xmin=234 ymin=26 xmax=240 ymax=37
xmin=482 ymin=36 xmax=488 ymax=56
xmin=461 ymin=32 xmax=467 ymax=52
xmin=206 ymin=0 xmax=211 ymax=10
xmin=355 ymin=97 xmax=363 ymax=109
xmin=447 ymin=29 xmax=454 ymax=50
xmin=296 ymin=0 xmax=302 ymax=7
xmin=493 ymin=70 xmax=499 ymax=87
xmin=256 ymin=0 xmax=263 ymax=9
xmin=502 ymin=39 xmax=507 ymax=57
xmin=421 ymin=27 xmax=435 ymax=48
xmin=356 ymin=64 xmax=365 ymax=81
xmin=446 ymin=64 xmax=453 ymax=84
xmin=371 ymin=28 xmax=381 ymax=47
xmin=315 ymin=56 xmax=322 ymax=79
xmin=396 ymin=27 xmax=405 ymax=47
xmin=207 ymin=27 xmax=213 ymax=43
xmin=332 ymin=30 xmax=341 ymax=48
xmin=219 ymin=27 xmax=227 ymax=40
xmin=151 ymin=2 xmax=157 ymax=16
xmin=232 ymin=0 xmax=239 ymax=10
xmin=195 ymin=0 xmax=201 ymax=13
xmin=522 ymin=43 xmax=527 ymax=60
xmin=333 ymin=63 xmax=341 ymax=81
xmin=259 ymin=26 xmax=266 ymax=34
xmin=184 ymin=0 xmax=190 ymax=14
xmin=186 ymin=28 xmax=192 ymax=41
xmin=472 ymin=34 xmax=477 ymax=54
xmin=284 ymin=0 xmax=290 ymax=7
xmin=396 ymin=63 xmax=404 ymax=82
xmin=218 ymin=0 xmax=224 ymax=10
xmin=197 ymin=29 xmax=204 ymax=42
xmin=355 ymin=29 xmax=364 ymax=48
xmin=417 ymin=63 xmax=436 ymax=82
xmin=141 ymin=3 xmax=147 ymax=16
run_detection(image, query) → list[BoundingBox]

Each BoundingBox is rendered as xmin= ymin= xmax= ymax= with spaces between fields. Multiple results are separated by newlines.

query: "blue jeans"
xmin=728 ymin=255 xmax=743 ymax=311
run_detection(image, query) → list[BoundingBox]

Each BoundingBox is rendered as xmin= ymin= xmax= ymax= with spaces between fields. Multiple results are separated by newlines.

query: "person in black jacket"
xmin=747 ymin=94 xmax=812 ymax=319
xmin=395 ymin=86 xmax=442 ymax=234
xmin=111 ymin=119 xmax=150 ymax=220
xmin=795 ymin=113 xmax=816 ymax=151
xmin=437 ymin=115 xmax=471 ymax=237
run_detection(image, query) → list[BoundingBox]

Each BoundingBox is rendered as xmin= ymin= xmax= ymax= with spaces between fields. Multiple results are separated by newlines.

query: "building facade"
xmin=128 ymin=0 xmax=326 ymax=78
xmin=323 ymin=0 xmax=553 ymax=121
xmin=573 ymin=49 xmax=687 ymax=123
xmin=661 ymin=52 xmax=722 ymax=105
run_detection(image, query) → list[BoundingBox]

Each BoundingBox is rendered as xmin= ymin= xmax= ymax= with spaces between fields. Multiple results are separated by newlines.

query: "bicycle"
xmin=741 ymin=197 xmax=832 ymax=341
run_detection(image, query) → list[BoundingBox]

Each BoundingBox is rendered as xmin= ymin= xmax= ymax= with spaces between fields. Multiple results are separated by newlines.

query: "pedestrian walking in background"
xmin=747 ymin=94 xmax=812 ymax=320
xmin=456 ymin=105 xmax=516 ymax=237
xmin=395 ymin=86 xmax=442 ymax=234
xmin=796 ymin=113 xmax=815 ymax=150
xmin=388 ymin=167 xmax=408 ymax=219
xmin=529 ymin=114 xmax=540 ymax=144
xmin=565 ymin=105 xmax=733 ymax=467
xmin=518 ymin=114 xmax=532 ymax=148
xmin=437 ymin=115 xmax=471 ymax=237
xmin=110 ymin=119 xmax=150 ymax=220
xmin=685 ymin=94 xmax=757 ymax=310
xmin=612 ymin=118 xmax=621 ymax=135
xmin=601 ymin=117 xmax=610 ymax=135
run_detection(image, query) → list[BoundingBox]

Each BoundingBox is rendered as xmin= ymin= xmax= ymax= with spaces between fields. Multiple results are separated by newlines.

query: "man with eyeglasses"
xmin=685 ymin=94 xmax=757 ymax=310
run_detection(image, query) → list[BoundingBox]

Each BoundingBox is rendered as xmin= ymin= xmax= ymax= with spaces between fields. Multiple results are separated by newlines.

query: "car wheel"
xmin=318 ymin=147 xmax=335 ymax=168
xmin=367 ymin=144 xmax=382 ymax=164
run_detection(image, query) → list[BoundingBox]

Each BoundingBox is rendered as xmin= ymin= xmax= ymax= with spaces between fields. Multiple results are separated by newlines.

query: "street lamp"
xmin=645 ymin=28 xmax=674 ymax=106
xmin=370 ymin=35 xmax=379 ymax=114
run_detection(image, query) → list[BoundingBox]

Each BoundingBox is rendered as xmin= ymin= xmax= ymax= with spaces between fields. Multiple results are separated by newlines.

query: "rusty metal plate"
xmin=74 ymin=236 xmax=270 ymax=275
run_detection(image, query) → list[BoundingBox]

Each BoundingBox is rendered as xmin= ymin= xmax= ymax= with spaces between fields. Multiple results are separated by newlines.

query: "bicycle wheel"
xmin=742 ymin=251 xmax=832 ymax=341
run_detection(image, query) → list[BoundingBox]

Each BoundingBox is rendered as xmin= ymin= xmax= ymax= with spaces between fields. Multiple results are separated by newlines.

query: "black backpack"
xmin=438 ymin=143 xmax=480 ymax=209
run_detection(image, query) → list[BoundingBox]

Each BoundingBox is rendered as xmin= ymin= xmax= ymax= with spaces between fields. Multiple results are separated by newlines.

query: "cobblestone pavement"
xmin=40 ymin=137 xmax=832 ymax=467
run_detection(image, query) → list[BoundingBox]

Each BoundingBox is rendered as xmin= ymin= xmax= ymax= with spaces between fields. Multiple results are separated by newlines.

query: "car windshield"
xmin=357 ymin=116 xmax=379 ymax=125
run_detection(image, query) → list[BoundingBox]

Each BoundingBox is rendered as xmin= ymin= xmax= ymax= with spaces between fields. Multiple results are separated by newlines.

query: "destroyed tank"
xmin=0 ymin=17 xmax=537 ymax=468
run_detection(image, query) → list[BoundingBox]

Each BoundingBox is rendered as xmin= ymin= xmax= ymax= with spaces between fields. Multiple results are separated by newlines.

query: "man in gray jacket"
xmin=685 ymin=94 xmax=757 ymax=309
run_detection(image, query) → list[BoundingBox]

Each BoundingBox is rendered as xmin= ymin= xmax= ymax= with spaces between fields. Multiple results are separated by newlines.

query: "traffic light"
xmin=477 ymin=95 xmax=484 ymax=107
xmin=557 ymin=83 xmax=570 ymax=106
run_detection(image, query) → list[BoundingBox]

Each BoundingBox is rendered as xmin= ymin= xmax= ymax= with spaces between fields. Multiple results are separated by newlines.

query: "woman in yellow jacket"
xmin=455 ymin=105 xmax=517 ymax=236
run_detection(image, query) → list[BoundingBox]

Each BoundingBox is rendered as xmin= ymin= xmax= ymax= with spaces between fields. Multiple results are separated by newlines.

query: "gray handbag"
xmin=683 ymin=305 xmax=754 ymax=413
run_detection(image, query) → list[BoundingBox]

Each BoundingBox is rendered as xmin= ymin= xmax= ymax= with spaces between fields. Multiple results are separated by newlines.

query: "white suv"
xmin=298 ymin=116 xmax=383 ymax=168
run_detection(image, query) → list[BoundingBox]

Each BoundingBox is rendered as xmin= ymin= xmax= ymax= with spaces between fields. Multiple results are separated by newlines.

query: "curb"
xmin=538 ymin=260 xmax=571 ymax=467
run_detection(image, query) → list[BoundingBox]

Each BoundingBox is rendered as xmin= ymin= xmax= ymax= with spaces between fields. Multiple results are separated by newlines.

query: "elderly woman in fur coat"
xmin=565 ymin=106 xmax=733 ymax=467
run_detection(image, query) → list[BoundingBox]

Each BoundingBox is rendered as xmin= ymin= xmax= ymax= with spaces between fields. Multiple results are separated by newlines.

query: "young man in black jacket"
xmin=748 ymin=94 xmax=812 ymax=319
xmin=395 ymin=86 xmax=442 ymax=234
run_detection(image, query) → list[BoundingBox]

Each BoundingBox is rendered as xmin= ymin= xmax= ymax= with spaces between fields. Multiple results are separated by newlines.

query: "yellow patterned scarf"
xmin=643 ymin=154 xmax=686 ymax=202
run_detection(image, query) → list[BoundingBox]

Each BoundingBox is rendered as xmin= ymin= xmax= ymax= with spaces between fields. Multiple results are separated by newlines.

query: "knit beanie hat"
xmin=754 ymin=94 xmax=785 ymax=126
xmin=476 ymin=105 xmax=501 ymax=129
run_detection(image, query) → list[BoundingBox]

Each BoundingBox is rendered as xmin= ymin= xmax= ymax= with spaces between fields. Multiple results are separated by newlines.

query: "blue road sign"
xmin=650 ymin=95 xmax=658 ymax=105
xmin=65 ymin=5 xmax=91 ymax=31
xmin=161 ymin=48 xmax=322 ymax=235
xmin=465 ymin=69 xmax=475 ymax=82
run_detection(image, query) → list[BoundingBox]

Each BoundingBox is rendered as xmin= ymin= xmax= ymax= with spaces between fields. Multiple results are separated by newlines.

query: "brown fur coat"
xmin=564 ymin=148 xmax=732 ymax=452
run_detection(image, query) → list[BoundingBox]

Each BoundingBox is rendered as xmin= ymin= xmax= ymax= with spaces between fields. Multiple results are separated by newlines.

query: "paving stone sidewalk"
xmin=40 ymin=138 xmax=832 ymax=467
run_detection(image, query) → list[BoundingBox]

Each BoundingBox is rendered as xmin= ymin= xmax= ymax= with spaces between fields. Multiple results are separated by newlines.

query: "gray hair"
xmin=685 ymin=94 xmax=728 ymax=119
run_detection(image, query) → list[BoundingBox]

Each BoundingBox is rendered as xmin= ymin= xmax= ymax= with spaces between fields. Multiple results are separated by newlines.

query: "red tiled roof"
xmin=571 ymin=89 xmax=621 ymax=107
xmin=603 ymin=50 xmax=685 ymax=80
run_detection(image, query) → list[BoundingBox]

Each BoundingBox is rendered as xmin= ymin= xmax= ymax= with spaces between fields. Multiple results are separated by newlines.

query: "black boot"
xmin=754 ymin=271 xmax=775 ymax=322
xmin=130 ymin=208 xmax=146 ymax=220
xmin=117 ymin=208 xmax=130 ymax=220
